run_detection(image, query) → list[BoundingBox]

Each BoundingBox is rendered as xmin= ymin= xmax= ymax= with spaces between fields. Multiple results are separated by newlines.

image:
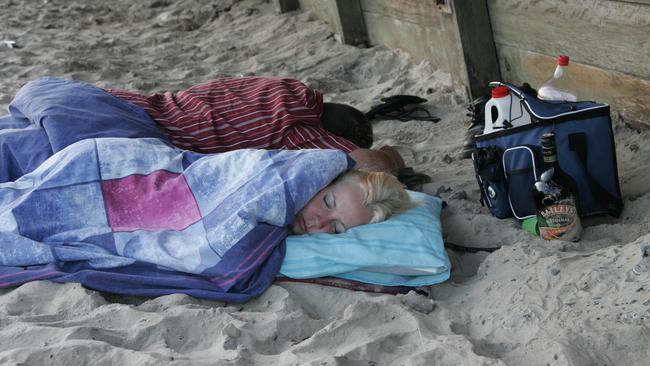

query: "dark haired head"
xmin=321 ymin=102 xmax=373 ymax=149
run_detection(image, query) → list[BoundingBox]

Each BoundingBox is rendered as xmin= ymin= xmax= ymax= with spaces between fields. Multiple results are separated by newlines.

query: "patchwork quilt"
xmin=0 ymin=137 xmax=349 ymax=301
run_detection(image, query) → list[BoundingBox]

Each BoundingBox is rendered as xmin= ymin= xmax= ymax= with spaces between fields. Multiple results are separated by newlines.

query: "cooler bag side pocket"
xmin=549 ymin=109 xmax=623 ymax=217
xmin=502 ymin=145 xmax=541 ymax=220
xmin=560 ymin=116 xmax=624 ymax=217
xmin=472 ymin=146 xmax=511 ymax=218
xmin=566 ymin=131 xmax=623 ymax=217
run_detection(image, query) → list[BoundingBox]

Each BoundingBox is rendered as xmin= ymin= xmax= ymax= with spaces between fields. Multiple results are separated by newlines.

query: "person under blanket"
xmin=106 ymin=76 xmax=405 ymax=173
xmin=292 ymin=169 xmax=412 ymax=235
xmin=0 ymin=77 xmax=404 ymax=184
xmin=0 ymin=137 xmax=412 ymax=301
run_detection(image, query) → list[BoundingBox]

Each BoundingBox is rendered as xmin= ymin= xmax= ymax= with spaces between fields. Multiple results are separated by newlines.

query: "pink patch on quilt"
xmin=102 ymin=171 xmax=201 ymax=231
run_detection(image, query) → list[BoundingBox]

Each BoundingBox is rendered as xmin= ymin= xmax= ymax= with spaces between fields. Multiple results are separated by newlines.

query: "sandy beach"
xmin=1 ymin=0 xmax=650 ymax=365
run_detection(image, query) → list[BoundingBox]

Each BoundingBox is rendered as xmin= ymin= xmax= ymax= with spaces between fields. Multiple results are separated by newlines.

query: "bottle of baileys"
xmin=533 ymin=132 xmax=582 ymax=241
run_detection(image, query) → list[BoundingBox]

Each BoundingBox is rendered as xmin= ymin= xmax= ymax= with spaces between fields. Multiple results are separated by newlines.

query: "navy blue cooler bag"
xmin=472 ymin=82 xmax=623 ymax=220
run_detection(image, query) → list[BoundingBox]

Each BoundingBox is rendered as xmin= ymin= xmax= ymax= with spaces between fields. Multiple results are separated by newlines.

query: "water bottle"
xmin=537 ymin=55 xmax=578 ymax=102
xmin=482 ymin=86 xmax=532 ymax=135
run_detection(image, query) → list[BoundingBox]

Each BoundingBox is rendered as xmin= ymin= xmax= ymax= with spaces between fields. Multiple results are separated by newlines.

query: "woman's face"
xmin=292 ymin=179 xmax=373 ymax=235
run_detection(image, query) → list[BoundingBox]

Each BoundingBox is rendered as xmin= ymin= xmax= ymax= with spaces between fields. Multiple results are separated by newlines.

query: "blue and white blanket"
xmin=0 ymin=138 xmax=349 ymax=301
xmin=0 ymin=78 xmax=351 ymax=301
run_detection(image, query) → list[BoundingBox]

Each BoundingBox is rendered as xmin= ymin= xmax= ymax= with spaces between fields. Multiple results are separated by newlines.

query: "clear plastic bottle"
xmin=537 ymin=55 xmax=578 ymax=102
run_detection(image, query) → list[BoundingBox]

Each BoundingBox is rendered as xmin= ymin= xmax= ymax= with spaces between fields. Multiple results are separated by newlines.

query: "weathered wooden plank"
xmin=360 ymin=0 xmax=453 ymax=83
xmin=360 ymin=0 xmax=501 ymax=99
xmin=298 ymin=0 xmax=367 ymax=46
xmin=360 ymin=0 xmax=440 ymax=25
xmin=272 ymin=0 xmax=299 ymax=14
xmin=438 ymin=6 xmax=469 ymax=97
xmin=488 ymin=0 xmax=650 ymax=79
xmin=298 ymin=0 xmax=339 ymax=33
xmin=451 ymin=0 xmax=502 ymax=98
xmin=361 ymin=11 xmax=450 ymax=73
xmin=299 ymin=0 xmax=450 ymax=70
xmin=497 ymin=45 xmax=650 ymax=130
xmin=333 ymin=0 xmax=368 ymax=46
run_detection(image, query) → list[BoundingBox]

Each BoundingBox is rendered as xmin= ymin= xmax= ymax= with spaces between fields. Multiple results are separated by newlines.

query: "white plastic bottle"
xmin=483 ymin=85 xmax=532 ymax=135
xmin=537 ymin=55 xmax=578 ymax=102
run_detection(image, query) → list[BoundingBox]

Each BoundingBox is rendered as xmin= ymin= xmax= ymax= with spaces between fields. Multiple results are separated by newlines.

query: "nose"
xmin=306 ymin=213 xmax=331 ymax=233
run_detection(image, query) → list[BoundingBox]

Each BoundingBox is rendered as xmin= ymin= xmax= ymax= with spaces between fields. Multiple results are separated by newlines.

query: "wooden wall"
xmin=489 ymin=0 xmax=650 ymax=130
xmin=358 ymin=0 xmax=451 ymax=75
xmin=296 ymin=0 xmax=500 ymax=99
xmin=297 ymin=0 xmax=341 ymax=39
xmin=288 ymin=0 xmax=649 ymax=129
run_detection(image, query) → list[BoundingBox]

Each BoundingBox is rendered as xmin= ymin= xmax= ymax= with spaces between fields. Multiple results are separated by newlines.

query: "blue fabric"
xmin=0 ymin=138 xmax=350 ymax=302
xmin=0 ymin=122 xmax=53 ymax=183
xmin=0 ymin=77 xmax=168 ymax=183
xmin=9 ymin=77 xmax=168 ymax=152
xmin=280 ymin=191 xmax=450 ymax=287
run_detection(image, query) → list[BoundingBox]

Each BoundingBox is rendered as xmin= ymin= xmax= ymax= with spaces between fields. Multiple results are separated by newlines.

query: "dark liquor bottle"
xmin=533 ymin=132 xmax=582 ymax=241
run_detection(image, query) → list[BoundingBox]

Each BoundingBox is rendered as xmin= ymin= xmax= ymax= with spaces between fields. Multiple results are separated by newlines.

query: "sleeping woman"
xmin=0 ymin=137 xmax=411 ymax=302
xmin=292 ymin=169 xmax=413 ymax=235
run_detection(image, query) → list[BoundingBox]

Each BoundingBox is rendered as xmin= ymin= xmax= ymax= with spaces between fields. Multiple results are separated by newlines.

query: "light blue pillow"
xmin=280 ymin=190 xmax=451 ymax=287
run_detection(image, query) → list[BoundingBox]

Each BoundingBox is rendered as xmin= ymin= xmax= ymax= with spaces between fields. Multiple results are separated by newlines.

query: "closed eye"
xmin=323 ymin=195 xmax=330 ymax=209
xmin=324 ymin=192 xmax=334 ymax=209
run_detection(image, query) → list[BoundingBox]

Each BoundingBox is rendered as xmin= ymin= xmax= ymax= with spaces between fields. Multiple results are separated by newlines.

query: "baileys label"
xmin=537 ymin=200 xmax=582 ymax=242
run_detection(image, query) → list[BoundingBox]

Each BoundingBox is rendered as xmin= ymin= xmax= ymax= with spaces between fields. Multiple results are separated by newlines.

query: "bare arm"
xmin=348 ymin=146 xmax=405 ymax=174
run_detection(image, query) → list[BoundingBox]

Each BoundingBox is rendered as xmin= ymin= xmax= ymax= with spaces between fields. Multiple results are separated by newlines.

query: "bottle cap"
xmin=541 ymin=132 xmax=557 ymax=162
xmin=541 ymin=132 xmax=556 ymax=148
xmin=491 ymin=86 xmax=509 ymax=98
xmin=557 ymin=55 xmax=570 ymax=66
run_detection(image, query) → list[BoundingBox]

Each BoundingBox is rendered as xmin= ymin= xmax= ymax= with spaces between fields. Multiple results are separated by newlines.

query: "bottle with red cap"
xmin=537 ymin=55 xmax=579 ymax=102
xmin=482 ymin=85 xmax=532 ymax=135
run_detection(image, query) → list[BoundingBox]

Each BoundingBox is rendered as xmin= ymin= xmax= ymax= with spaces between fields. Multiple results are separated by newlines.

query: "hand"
xmin=378 ymin=145 xmax=405 ymax=171
xmin=348 ymin=146 xmax=405 ymax=174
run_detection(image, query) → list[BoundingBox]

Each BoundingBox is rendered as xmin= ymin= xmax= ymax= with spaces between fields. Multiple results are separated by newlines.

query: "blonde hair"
xmin=335 ymin=169 xmax=414 ymax=224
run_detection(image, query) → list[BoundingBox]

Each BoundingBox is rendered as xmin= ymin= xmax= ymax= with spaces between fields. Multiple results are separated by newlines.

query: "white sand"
xmin=1 ymin=0 xmax=650 ymax=365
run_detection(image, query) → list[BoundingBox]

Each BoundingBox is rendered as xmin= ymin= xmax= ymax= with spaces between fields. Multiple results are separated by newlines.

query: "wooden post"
xmin=449 ymin=0 xmax=502 ymax=99
xmin=273 ymin=0 xmax=299 ymax=14
xmin=332 ymin=0 xmax=368 ymax=46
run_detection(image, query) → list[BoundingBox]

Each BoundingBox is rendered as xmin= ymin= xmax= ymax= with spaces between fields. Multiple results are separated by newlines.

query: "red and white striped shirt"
xmin=106 ymin=77 xmax=358 ymax=153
